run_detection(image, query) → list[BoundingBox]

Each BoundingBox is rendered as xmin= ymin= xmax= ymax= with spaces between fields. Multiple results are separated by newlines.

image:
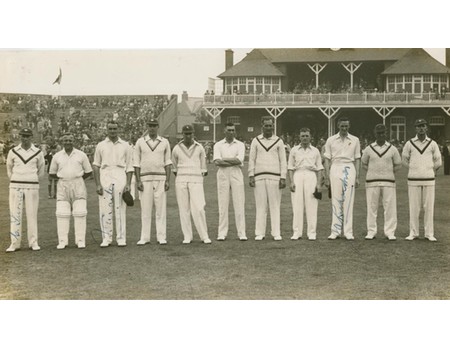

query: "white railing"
xmin=203 ymin=92 xmax=450 ymax=105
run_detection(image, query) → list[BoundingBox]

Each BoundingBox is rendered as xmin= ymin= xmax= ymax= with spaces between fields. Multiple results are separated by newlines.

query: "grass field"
xmin=1 ymin=162 xmax=449 ymax=300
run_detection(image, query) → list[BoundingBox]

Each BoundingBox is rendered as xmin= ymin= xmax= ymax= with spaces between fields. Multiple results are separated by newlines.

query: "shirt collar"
xmin=145 ymin=134 xmax=162 ymax=142
xmin=17 ymin=143 xmax=38 ymax=152
xmin=258 ymin=134 xmax=276 ymax=141
xmin=295 ymin=144 xmax=312 ymax=150
xmin=334 ymin=133 xmax=352 ymax=141
xmin=371 ymin=141 xmax=389 ymax=147
xmin=106 ymin=137 xmax=126 ymax=144
xmin=412 ymin=135 xmax=431 ymax=142
xmin=222 ymin=138 xmax=237 ymax=144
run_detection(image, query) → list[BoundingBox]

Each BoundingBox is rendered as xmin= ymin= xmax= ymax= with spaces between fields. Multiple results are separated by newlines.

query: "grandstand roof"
xmin=256 ymin=48 xmax=411 ymax=63
xmin=218 ymin=50 xmax=285 ymax=78
xmin=218 ymin=48 xmax=445 ymax=78
xmin=381 ymin=48 xmax=450 ymax=74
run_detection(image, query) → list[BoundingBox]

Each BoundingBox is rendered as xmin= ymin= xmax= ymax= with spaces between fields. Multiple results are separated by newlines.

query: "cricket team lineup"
xmin=5 ymin=115 xmax=442 ymax=252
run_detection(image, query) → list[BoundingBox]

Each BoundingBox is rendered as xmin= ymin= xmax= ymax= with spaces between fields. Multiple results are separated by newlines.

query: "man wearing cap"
xmin=93 ymin=120 xmax=134 ymax=247
xmin=213 ymin=122 xmax=247 ymax=241
xmin=402 ymin=119 xmax=441 ymax=241
xmin=323 ymin=117 xmax=361 ymax=240
xmin=133 ymin=118 xmax=172 ymax=245
xmin=6 ymin=128 xmax=45 ymax=252
xmin=442 ymin=139 xmax=450 ymax=175
xmin=361 ymin=124 xmax=402 ymax=240
xmin=248 ymin=116 xmax=287 ymax=241
xmin=49 ymin=133 xmax=92 ymax=249
xmin=288 ymin=127 xmax=324 ymax=241
xmin=171 ymin=124 xmax=211 ymax=244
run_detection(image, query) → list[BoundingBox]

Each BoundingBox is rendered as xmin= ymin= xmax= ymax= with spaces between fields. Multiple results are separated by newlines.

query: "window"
xmin=227 ymin=116 xmax=240 ymax=125
xmin=423 ymin=75 xmax=430 ymax=82
xmin=429 ymin=116 xmax=445 ymax=125
xmin=239 ymin=78 xmax=246 ymax=84
xmin=390 ymin=116 xmax=406 ymax=142
xmin=404 ymin=75 xmax=412 ymax=82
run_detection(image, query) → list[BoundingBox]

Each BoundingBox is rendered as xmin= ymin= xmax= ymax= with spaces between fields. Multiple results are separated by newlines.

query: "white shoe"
xmin=100 ymin=241 xmax=110 ymax=247
xmin=182 ymin=240 xmax=191 ymax=244
xmin=290 ymin=235 xmax=301 ymax=240
xmin=255 ymin=235 xmax=265 ymax=241
xmin=308 ymin=236 xmax=316 ymax=241
xmin=137 ymin=240 xmax=149 ymax=246
xmin=30 ymin=244 xmax=40 ymax=251
xmin=117 ymin=242 xmax=127 ymax=247
xmin=158 ymin=240 xmax=167 ymax=245
xmin=57 ymin=243 xmax=66 ymax=250
xmin=328 ymin=233 xmax=339 ymax=240
xmin=216 ymin=236 xmax=226 ymax=241
xmin=426 ymin=236 xmax=437 ymax=242
xmin=203 ymin=239 xmax=212 ymax=244
xmin=77 ymin=242 xmax=86 ymax=249
xmin=345 ymin=235 xmax=355 ymax=241
xmin=273 ymin=236 xmax=282 ymax=241
xmin=387 ymin=236 xmax=397 ymax=241
xmin=405 ymin=235 xmax=416 ymax=241
xmin=6 ymin=245 xmax=19 ymax=252
xmin=365 ymin=234 xmax=375 ymax=240
xmin=239 ymin=236 xmax=248 ymax=241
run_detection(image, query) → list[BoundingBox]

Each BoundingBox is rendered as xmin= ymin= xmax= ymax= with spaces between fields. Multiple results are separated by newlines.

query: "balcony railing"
xmin=203 ymin=92 xmax=450 ymax=106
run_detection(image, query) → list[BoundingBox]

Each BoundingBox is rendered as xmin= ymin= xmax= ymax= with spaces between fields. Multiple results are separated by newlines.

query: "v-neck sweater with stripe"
xmin=361 ymin=142 xmax=401 ymax=188
xmin=171 ymin=141 xmax=207 ymax=184
xmin=6 ymin=144 xmax=45 ymax=188
xmin=248 ymin=134 xmax=287 ymax=180
xmin=133 ymin=135 xmax=172 ymax=181
xmin=401 ymin=136 xmax=442 ymax=186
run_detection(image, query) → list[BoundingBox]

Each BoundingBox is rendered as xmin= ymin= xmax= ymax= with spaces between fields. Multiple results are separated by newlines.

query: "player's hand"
xmin=124 ymin=185 xmax=130 ymax=193
xmin=96 ymin=185 xmax=103 ymax=195
xmin=137 ymin=181 xmax=144 ymax=191
xmin=324 ymin=178 xmax=330 ymax=187
xmin=290 ymin=183 xmax=296 ymax=192
xmin=316 ymin=184 xmax=323 ymax=192
xmin=202 ymin=171 xmax=208 ymax=177
xmin=249 ymin=176 xmax=255 ymax=187
xmin=279 ymin=178 xmax=286 ymax=189
xmin=164 ymin=180 xmax=170 ymax=191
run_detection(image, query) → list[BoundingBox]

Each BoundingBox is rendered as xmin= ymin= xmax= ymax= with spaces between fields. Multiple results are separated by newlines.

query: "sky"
xmin=0 ymin=48 xmax=445 ymax=98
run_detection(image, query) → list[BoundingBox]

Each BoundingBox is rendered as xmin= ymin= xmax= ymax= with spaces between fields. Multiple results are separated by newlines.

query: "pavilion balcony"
xmin=203 ymin=92 xmax=450 ymax=106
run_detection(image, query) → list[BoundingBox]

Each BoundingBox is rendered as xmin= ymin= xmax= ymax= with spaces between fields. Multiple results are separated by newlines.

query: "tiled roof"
xmin=257 ymin=48 xmax=411 ymax=63
xmin=381 ymin=48 xmax=450 ymax=74
xmin=218 ymin=50 xmax=285 ymax=78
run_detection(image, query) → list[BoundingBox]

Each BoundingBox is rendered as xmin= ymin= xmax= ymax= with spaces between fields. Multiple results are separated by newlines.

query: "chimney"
xmin=446 ymin=49 xmax=450 ymax=68
xmin=225 ymin=49 xmax=234 ymax=70
xmin=182 ymin=91 xmax=188 ymax=101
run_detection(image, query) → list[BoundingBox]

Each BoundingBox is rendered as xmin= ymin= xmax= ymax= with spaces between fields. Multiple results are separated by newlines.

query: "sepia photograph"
xmin=1 ymin=1 xmax=449 ymax=350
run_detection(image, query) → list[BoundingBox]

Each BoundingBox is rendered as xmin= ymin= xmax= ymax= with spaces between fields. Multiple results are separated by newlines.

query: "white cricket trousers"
xmin=217 ymin=167 xmax=246 ymax=238
xmin=408 ymin=184 xmax=435 ymax=238
xmin=366 ymin=186 xmax=397 ymax=237
xmin=99 ymin=167 xmax=127 ymax=244
xmin=329 ymin=163 xmax=356 ymax=237
xmin=291 ymin=170 xmax=318 ymax=238
xmin=9 ymin=186 xmax=39 ymax=248
xmin=175 ymin=182 xmax=209 ymax=241
xmin=254 ymin=179 xmax=282 ymax=237
xmin=139 ymin=180 xmax=166 ymax=242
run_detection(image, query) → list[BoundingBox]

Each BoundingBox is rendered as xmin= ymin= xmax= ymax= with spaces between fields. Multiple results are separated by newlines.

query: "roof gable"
xmin=381 ymin=48 xmax=450 ymax=74
xmin=218 ymin=49 xmax=285 ymax=78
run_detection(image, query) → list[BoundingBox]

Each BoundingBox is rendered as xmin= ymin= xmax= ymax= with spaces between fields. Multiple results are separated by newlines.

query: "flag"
xmin=53 ymin=68 xmax=62 ymax=85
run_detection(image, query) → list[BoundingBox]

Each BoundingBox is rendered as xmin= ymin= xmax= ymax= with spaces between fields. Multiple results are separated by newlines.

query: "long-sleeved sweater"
xmin=402 ymin=136 xmax=442 ymax=186
xmin=361 ymin=142 xmax=402 ymax=188
xmin=248 ymin=134 xmax=287 ymax=180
